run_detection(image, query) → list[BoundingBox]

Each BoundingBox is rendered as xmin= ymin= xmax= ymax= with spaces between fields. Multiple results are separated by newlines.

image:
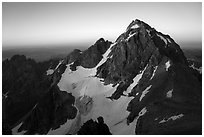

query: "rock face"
xmin=4 ymin=19 xmax=202 ymax=135
xmin=96 ymin=19 xmax=188 ymax=100
xmin=18 ymin=85 xmax=77 ymax=135
xmin=2 ymin=55 xmax=58 ymax=134
xmin=77 ymin=117 xmax=112 ymax=135
xmin=96 ymin=19 xmax=201 ymax=134
xmin=70 ymin=38 xmax=111 ymax=70
xmin=64 ymin=49 xmax=82 ymax=65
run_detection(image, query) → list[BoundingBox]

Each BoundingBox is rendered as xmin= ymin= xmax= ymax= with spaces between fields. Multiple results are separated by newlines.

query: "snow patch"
xmin=150 ymin=66 xmax=158 ymax=80
xmin=165 ymin=60 xmax=171 ymax=71
xmin=55 ymin=60 xmax=64 ymax=70
xmin=130 ymin=24 xmax=140 ymax=29
xmin=156 ymin=33 xmax=167 ymax=45
xmin=155 ymin=118 xmax=158 ymax=121
xmin=3 ymin=91 xmax=9 ymax=98
xmin=46 ymin=60 xmax=64 ymax=76
xmin=167 ymin=38 xmax=171 ymax=43
xmin=46 ymin=69 xmax=54 ymax=75
xmin=166 ymin=89 xmax=173 ymax=98
xmin=134 ymin=107 xmax=148 ymax=133
xmin=190 ymin=63 xmax=202 ymax=74
xmin=146 ymin=29 xmax=151 ymax=36
xmin=126 ymin=33 xmax=136 ymax=41
xmin=125 ymin=65 xmax=148 ymax=95
xmin=138 ymin=107 xmax=147 ymax=116
xmin=95 ymin=43 xmax=116 ymax=69
xmin=12 ymin=123 xmax=27 ymax=135
xmin=159 ymin=114 xmax=184 ymax=124
xmin=139 ymin=85 xmax=152 ymax=101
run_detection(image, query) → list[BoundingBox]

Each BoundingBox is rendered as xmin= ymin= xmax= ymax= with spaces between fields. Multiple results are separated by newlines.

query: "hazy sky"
xmin=2 ymin=2 xmax=202 ymax=49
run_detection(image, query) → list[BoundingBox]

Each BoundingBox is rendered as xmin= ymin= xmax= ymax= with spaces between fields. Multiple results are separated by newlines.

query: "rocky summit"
xmin=3 ymin=19 xmax=202 ymax=135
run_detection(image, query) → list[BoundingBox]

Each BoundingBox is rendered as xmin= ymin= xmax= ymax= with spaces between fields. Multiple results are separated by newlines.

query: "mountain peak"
xmin=116 ymin=19 xmax=188 ymax=65
xmin=126 ymin=19 xmax=152 ymax=32
xmin=126 ymin=19 xmax=141 ymax=30
xmin=95 ymin=38 xmax=106 ymax=44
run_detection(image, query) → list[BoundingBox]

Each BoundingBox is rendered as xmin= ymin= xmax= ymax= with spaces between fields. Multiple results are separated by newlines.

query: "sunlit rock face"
xmin=6 ymin=19 xmax=201 ymax=135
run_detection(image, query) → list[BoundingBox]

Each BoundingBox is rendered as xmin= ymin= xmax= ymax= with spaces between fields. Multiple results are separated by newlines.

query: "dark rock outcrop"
xmin=17 ymin=85 xmax=77 ymax=135
xmin=70 ymin=38 xmax=112 ymax=70
xmin=2 ymin=55 xmax=57 ymax=134
xmin=64 ymin=49 xmax=82 ymax=64
xmin=77 ymin=117 xmax=112 ymax=135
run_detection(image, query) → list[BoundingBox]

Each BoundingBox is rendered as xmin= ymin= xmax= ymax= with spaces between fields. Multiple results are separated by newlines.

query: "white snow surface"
xmin=166 ymin=89 xmax=173 ymax=98
xmin=156 ymin=33 xmax=167 ymax=45
xmin=12 ymin=123 xmax=27 ymax=135
xmin=159 ymin=114 xmax=184 ymax=124
xmin=150 ymin=66 xmax=158 ymax=80
xmin=46 ymin=69 xmax=54 ymax=75
xmin=126 ymin=33 xmax=136 ymax=41
xmin=125 ymin=66 xmax=147 ymax=95
xmin=55 ymin=60 xmax=64 ymax=70
xmin=138 ymin=107 xmax=147 ymax=116
xmin=58 ymin=64 xmax=135 ymax=134
xmin=56 ymin=42 xmax=143 ymax=134
xmin=95 ymin=43 xmax=115 ymax=68
xmin=130 ymin=24 xmax=140 ymax=29
xmin=46 ymin=60 xmax=64 ymax=75
xmin=165 ymin=60 xmax=171 ymax=71
xmin=146 ymin=29 xmax=151 ymax=36
xmin=139 ymin=85 xmax=152 ymax=101
xmin=167 ymin=38 xmax=171 ymax=43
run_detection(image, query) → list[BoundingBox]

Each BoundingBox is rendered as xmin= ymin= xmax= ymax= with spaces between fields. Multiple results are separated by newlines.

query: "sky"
xmin=2 ymin=2 xmax=202 ymax=49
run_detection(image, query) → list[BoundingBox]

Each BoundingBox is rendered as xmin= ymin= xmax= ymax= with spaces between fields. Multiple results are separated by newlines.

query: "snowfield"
xmin=56 ymin=42 xmax=147 ymax=134
xmin=57 ymin=63 xmax=139 ymax=134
